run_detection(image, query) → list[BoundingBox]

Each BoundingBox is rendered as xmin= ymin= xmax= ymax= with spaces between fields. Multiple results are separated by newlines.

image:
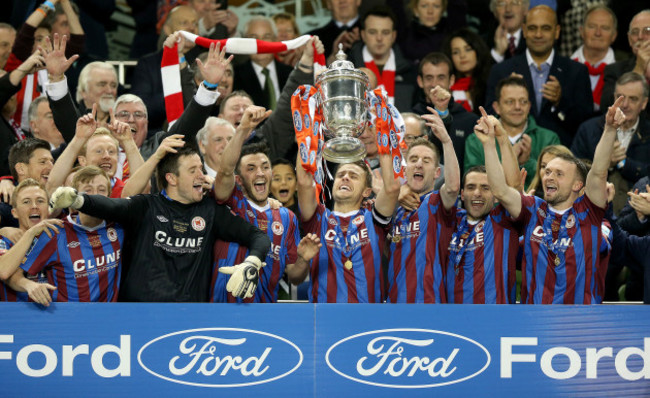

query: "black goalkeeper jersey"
xmin=79 ymin=193 xmax=270 ymax=302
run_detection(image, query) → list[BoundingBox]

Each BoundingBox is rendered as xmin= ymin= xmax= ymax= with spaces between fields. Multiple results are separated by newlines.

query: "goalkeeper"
xmin=49 ymin=136 xmax=270 ymax=302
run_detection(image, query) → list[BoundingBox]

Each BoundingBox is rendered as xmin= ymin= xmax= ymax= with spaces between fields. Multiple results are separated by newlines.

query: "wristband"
xmin=435 ymin=108 xmax=449 ymax=117
xmin=297 ymin=61 xmax=313 ymax=70
xmin=203 ymin=80 xmax=218 ymax=89
xmin=42 ymin=0 xmax=55 ymax=10
xmin=616 ymin=159 xmax=626 ymax=170
xmin=36 ymin=7 xmax=48 ymax=16
xmin=179 ymin=56 xmax=186 ymax=64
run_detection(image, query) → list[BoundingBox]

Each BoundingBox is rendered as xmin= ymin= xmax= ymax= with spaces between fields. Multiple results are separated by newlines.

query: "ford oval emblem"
xmin=138 ymin=328 xmax=303 ymax=388
xmin=325 ymin=328 xmax=490 ymax=388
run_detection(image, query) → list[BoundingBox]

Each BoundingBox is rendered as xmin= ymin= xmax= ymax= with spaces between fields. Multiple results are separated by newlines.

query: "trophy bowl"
xmin=316 ymin=48 xmax=369 ymax=163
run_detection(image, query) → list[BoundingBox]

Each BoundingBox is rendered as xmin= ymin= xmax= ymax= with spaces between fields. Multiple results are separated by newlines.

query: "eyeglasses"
xmin=495 ymin=0 xmax=523 ymax=8
xmin=115 ymin=111 xmax=147 ymax=121
xmin=628 ymin=26 xmax=650 ymax=37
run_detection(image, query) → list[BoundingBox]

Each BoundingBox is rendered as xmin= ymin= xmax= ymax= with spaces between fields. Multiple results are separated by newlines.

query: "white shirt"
xmin=252 ymin=61 xmax=280 ymax=101
xmin=491 ymin=28 xmax=522 ymax=63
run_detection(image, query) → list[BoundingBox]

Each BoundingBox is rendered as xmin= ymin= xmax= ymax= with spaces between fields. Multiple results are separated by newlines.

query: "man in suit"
xmin=233 ymin=16 xmax=292 ymax=112
xmin=307 ymin=0 xmax=362 ymax=61
xmin=485 ymin=5 xmax=593 ymax=147
xmin=489 ymin=0 xmax=529 ymax=63
xmin=600 ymin=10 xmax=650 ymax=115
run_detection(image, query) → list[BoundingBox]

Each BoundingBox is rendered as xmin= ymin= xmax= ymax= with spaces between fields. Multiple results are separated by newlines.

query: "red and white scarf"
xmin=362 ymin=46 xmax=395 ymax=104
xmin=162 ymin=31 xmax=326 ymax=125
xmin=12 ymin=70 xmax=49 ymax=131
xmin=450 ymin=76 xmax=473 ymax=112
xmin=571 ymin=45 xmax=615 ymax=108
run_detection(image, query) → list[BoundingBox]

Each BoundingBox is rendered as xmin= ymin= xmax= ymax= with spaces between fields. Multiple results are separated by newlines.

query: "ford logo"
xmin=325 ymin=328 xmax=490 ymax=388
xmin=137 ymin=328 xmax=302 ymax=387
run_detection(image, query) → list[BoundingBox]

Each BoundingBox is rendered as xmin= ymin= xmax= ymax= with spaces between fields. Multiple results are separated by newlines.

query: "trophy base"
xmin=323 ymin=136 xmax=367 ymax=163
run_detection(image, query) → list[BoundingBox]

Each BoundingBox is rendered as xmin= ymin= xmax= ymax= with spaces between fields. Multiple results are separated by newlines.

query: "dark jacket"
xmin=233 ymin=60 xmax=293 ymax=111
xmin=307 ymin=19 xmax=362 ymax=59
xmin=485 ymin=53 xmax=593 ymax=147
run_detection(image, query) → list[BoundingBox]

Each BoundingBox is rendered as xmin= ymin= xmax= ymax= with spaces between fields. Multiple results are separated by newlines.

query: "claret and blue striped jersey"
xmin=303 ymin=203 xmax=389 ymax=303
xmin=513 ymin=193 xmax=607 ymax=304
xmin=20 ymin=215 xmax=124 ymax=302
xmin=211 ymin=186 xmax=300 ymax=303
xmin=386 ymin=191 xmax=456 ymax=303
xmin=444 ymin=206 xmax=518 ymax=304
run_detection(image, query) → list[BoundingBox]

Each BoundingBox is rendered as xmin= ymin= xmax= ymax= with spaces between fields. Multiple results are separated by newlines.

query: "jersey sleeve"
xmin=285 ymin=211 xmax=300 ymax=264
xmin=302 ymin=203 xmax=326 ymax=235
xmin=80 ymin=193 xmax=150 ymax=229
xmin=19 ymin=230 xmax=59 ymax=276
xmin=426 ymin=191 xmax=457 ymax=227
xmin=577 ymin=194 xmax=606 ymax=226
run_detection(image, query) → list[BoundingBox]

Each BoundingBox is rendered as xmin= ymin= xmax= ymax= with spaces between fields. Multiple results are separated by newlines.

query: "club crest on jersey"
xmin=271 ymin=221 xmax=284 ymax=235
xmin=352 ymin=215 xmax=365 ymax=226
xmin=538 ymin=208 xmax=546 ymax=218
xmin=328 ymin=217 xmax=337 ymax=226
xmin=107 ymin=228 xmax=118 ymax=242
xmin=566 ymin=214 xmax=575 ymax=229
xmin=475 ymin=220 xmax=485 ymax=233
xmin=156 ymin=215 xmax=169 ymax=223
xmin=293 ymin=111 xmax=302 ymax=131
xmin=247 ymin=210 xmax=255 ymax=218
xmin=67 ymin=241 xmax=80 ymax=249
xmin=191 ymin=217 xmax=206 ymax=232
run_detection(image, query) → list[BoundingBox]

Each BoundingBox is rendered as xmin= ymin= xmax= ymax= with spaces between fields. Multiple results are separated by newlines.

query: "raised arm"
xmin=296 ymin=154 xmax=318 ymax=222
xmin=493 ymin=117 xmax=522 ymax=190
xmin=422 ymin=107 xmax=460 ymax=210
xmin=122 ymin=135 xmax=185 ymax=197
xmin=60 ymin=0 xmax=84 ymax=35
xmin=8 ymin=51 xmax=45 ymax=87
xmin=374 ymin=152 xmax=401 ymax=218
xmin=46 ymin=105 xmax=98 ymax=193
xmin=285 ymin=233 xmax=321 ymax=285
xmin=586 ymin=96 xmax=625 ymax=209
xmin=214 ymin=106 xmax=271 ymax=201
xmin=478 ymin=107 xmax=522 ymax=217
xmin=107 ymin=108 xmax=145 ymax=178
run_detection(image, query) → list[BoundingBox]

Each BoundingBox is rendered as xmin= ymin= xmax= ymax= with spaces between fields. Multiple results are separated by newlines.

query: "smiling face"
xmin=450 ymin=37 xmax=477 ymax=76
xmin=542 ymin=157 xmax=582 ymax=207
xmin=79 ymin=135 xmax=119 ymax=178
xmin=461 ymin=171 xmax=494 ymax=221
xmin=417 ymin=61 xmax=454 ymax=103
xmin=236 ymin=153 xmax=273 ymax=207
xmin=16 ymin=148 xmax=54 ymax=185
xmin=405 ymin=144 xmax=439 ymax=194
xmin=11 ymin=185 xmax=49 ymax=230
xmin=220 ymin=95 xmax=253 ymax=128
xmin=523 ymin=6 xmax=560 ymax=59
xmin=81 ymin=67 xmax=118 ymax=112
xmin=270 ymin=163 xmax=297 ymax=206
xmin=493 ymin=0 xmax=527 ymax=33
xmin=114 ymin=101 xmax=148 ymax=148
xmin=493 ymin=84 xmax=531 ymax=131
xmin=167 ymin=154 xmax=206 ymax=204
xmin=614 ymin=80 xmax=648 ymax=128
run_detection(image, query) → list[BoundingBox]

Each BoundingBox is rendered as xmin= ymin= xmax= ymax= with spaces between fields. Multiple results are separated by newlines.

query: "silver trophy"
xmin=315 ymin=45 xmax=369 ymax=163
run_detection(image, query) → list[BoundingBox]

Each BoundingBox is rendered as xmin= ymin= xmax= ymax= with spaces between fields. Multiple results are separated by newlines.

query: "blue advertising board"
xmin=1 ymin=303 xmax=649 ymax=397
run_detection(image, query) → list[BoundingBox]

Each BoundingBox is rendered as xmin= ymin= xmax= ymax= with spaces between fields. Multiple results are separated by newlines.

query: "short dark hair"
xmin=272 ymin=158 xmax=295 ymax=169
xmin=418 ymin=52 xmax=453 ymax=77
xmin=406 ymin=137 xmax=440 ymax=167
xmin=551 ymin=152 xmax=588 ymax=185
xmin=495 ymin=75 xmax=529 ymax=102
xmin=462 ymin=165 xmax=487 ymax=188
xmin=235 ymin=142 xmax=271 ymax=175
xmin=8 ymin=138 xmax=51 ymax=181
xmin=156 ymin=146 xmax=201 ymax=189
xmin=72 ymin=166 xmax=111 ymax=194
xmin=334 ymin=160 xmax=372 ymax=189
xmin=361 ymin=6 xmax=397 ymax=30
xmin=219 ymin=90 xmax=253 ymax=116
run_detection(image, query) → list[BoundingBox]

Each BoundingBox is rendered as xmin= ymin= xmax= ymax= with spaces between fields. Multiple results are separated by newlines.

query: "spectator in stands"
xmin=0 ymin=179 xmax=61 ymax=304
xmin=465 ymin=76 xmax=560 ymax=189
xmin=189 ymin=0 xmax=237 ymax=40
xmin=618 ymin=175 xmax=650 ymax=238
xmin=46 ymin=106 xmax=143 ymax=199
xmin=273 ymin=13 xmax=302 ymax=67
xmin=601 ymin=9 xmax=650 ymax=115
xmin=0 ymin=23 xmax=16 ymax=70
xmin=443 ymin=28 xmax=492 ymax=115
xmin=412 ymin=52 xmax=478 ymax=170
xmin=28 ymin=97 xmax=64 ymax=149
xmin=218 ymin=91 xmax=253 ymax=129
xmin=233 ymin=16 xmax=293 ymax=112
xmin=488 ymin=0 xmax=529 ymax=63
xmin=570 ymin=5 xmax=618 ymax=112
xmin=196 ymin=117 xmax=234 ymax=178
xmin=193 ymin=52 xmax=234 ymax=107
xmin=557 ymin=0 xmax=612 ymax=57
xmin=307 ymin=0 xmax=362 ymax=61
xmin=485 ymin=5 xmax=593 ymax=146
xmin=572 ymin=72 xmax=650 ymax=214
xmin=271 ymin=158 xmax=299 ymax=216
xmin=132 ymin=5 xmax=199 ymax=132
xmin=348 ymin=6 xmax=416 ymax=112
xmin=387 ymin=0 xmax=468 ymax=65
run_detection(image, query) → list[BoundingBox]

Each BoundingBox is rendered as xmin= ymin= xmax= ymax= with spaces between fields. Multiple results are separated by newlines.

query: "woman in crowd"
xmin=443 ymin=27 xmax=492 ymax=115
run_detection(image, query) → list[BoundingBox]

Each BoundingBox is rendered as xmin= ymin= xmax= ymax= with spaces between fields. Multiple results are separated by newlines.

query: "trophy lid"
xmin=316 ymin=44 xmax=368 ymax=86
